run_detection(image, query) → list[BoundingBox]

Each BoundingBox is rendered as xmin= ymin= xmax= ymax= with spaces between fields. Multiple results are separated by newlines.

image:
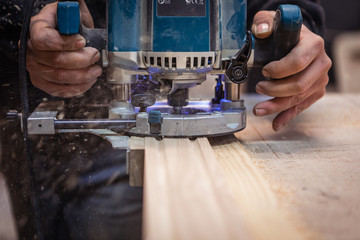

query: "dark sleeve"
xmin=247 ymin=0 xmax=325 ymax=36
xmin=0 ymin=0 xmax=24 ymax=61
xmin=85 ymin=0 xmax=106 ymax=28
xmin=0 ymin=0 xmax=55 ymax=62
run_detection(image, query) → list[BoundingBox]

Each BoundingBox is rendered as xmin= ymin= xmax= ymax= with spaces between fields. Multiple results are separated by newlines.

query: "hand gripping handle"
xmin=253 ymin=4 xmax=303 ymax=67
xmin=56 ymin=1 xmax=106 ymax=52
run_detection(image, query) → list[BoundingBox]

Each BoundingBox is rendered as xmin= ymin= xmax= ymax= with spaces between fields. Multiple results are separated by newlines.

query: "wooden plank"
xmin=0 ymin=173 xmax=18 ymax=240
xmin=142 ymin=136 xmax=307 ymax=240
xmin=235 ymin=93 xmax=360 ymax=239
xmin=141 ymin=93 xmax=360 ymax=239
xmin=142 ymin=137 xmax=250 ymax=240
xmin=210 ymin=135 xmax=307 ymax=240
xmin=129 ymin=137 xmax=145 ymax=187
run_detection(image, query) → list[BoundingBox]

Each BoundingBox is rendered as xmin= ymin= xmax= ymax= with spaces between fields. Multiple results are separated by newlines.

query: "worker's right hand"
xmin=251 ymin=10 xmax=331 ymax=132
xmin=26 ymin=1 xmax=102 ymax=98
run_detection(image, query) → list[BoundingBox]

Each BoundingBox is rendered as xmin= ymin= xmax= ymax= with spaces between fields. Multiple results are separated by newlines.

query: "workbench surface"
xmin=142 ymin=92 xmax=360 ymax=240
xmin=235 ymin=93 xmax=360 ymax=239
xmin=1 ymin=93 xmax=359 ymax=240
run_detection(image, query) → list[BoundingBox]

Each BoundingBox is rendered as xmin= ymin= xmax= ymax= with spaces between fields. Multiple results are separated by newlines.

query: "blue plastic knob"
xmin=57 ymin=1 xmax=80 ymax=35
xmin=148 ymin=111 xmax=162 ymax=124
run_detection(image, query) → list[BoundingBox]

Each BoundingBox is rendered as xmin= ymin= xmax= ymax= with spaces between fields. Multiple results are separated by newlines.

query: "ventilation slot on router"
xmin=186 ymin=57 xmax=191 ymax=69
xmin=193 ymin=57 xmax=198 ymax=68
xmin=208 ymin=57 xmax=213 ymax=66
xmin=165 ymin=57 xmax=170 ymax=68
xmin=200 ymin=57 xmax=205 ymax=68
xmin=172 ymin=57 xmax=177 ymax=68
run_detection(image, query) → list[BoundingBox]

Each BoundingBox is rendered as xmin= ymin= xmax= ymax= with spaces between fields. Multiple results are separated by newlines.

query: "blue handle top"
xmin=252 ymin=4 xmax=303 ymax=67
xmin=272 ymin=4 xmax=303 ymax=60
xmin=277 ymin=4 xmax=303 ymax=32
xmin=57 ymin=1 xmax=80 ymax=35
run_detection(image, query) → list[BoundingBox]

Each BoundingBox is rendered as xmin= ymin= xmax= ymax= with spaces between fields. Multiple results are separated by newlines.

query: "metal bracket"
xmin=226 ymin=31 xmax=252 ymax=84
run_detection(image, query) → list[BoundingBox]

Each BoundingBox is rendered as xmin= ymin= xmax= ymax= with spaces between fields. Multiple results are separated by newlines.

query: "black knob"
xmin=6 ymin=110 xmax=19 ymax=121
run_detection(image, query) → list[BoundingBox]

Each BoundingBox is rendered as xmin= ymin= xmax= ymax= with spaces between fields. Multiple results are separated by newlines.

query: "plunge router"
xmin=24 ymin=0 xmax=302 ymax=139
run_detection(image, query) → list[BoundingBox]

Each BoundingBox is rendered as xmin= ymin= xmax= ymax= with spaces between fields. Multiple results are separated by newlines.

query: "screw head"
xmin=234 ymin=68 xmax=243 ymax=77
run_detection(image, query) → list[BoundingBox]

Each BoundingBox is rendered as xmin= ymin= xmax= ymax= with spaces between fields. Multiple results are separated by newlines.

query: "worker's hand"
xmin=26 ymin=1 xmax=102 ymax=98
xmin=251 ymin=11 xmax=332 ymax=131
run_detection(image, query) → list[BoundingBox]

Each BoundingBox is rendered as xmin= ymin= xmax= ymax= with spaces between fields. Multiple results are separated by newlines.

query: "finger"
xmin=262 ymin=26 xmax=324 ymax=79
xmin=30 ymin=2 xmax=58 ymax=29
xmin=29 ymin=3 xmax=85 ymax=51
xmin=29 ymin=73 xmax=96 ymax=98
xmin=28 ymin=46 xmax=100 ymax=69
xmin=78 ymin=0 xmax=94 ymax=28
xmin=27 ymin=59 xmax=102 ymax=85
xmin=253 ymin=74 xmax=329 ymax=116
xmin=30 ymin=23 xmax=86 ymax=51
xmin=256 ymin=51 xmax=332 ymax=97
xmin=272 ymin=89 xmax=326 ymax=131
xmin=251 ymin=11 xmax=275 ymax=39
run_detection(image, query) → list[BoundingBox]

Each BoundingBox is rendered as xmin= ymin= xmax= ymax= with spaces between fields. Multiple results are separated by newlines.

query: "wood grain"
xmin=142 ymin=136 xmax=307 ymax=240
xmin=129 ymin=137 xmax=145 ymax=187
xmin=142 ymin=93 xmax=360 ymax=240
xmin=236 ymin=93 xmax=360 ymax=240
xmin=142 ymin=137 xmax=249 ymax=240
xmin=0 ymin=173 xmax=18 ymax=240
xmin=210 ymin=135 xmax=307 ymax=240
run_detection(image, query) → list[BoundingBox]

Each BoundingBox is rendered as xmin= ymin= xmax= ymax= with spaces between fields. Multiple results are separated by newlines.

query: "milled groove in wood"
xmin=210 ymin=135 xmax=307 ymax=240
xmin=142 ymin=137 xmax=250 ymax=240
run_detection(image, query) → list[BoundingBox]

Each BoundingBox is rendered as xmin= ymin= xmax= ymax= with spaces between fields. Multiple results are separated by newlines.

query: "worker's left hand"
xmin=26 ymin=1 xmax=100 ymax=98
xmin=251 ymin=11 xmax=332 ymax=131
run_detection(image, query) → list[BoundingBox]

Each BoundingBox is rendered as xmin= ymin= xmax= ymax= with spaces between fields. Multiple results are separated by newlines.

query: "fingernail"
xmin=262 ymin=69 xmax=270 ymax=78
xmin=76 ymin=38 xmax=86 ymax=48
xmin=274 ymin=123 xmax=285 ymax=131
xmin=255 ymin=108 xmax=267 ymax=116
xmin=93 ymin=66 xmax=102 ymax=77
xmin=256 ymin=23 xmax=270 ymax=35
xmin=92 ymin=51 xmax=100 ymax=64
xmin=255 ymin=83 xmax=265 ymax=94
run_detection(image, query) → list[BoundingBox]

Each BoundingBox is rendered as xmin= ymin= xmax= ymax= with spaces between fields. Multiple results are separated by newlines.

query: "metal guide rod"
xmin=225 ymin=82 xmax=241 ymax=101
xmin=54 ymin=119 xmax=136 ymax=129
xmin=114 ymin=84 xmax=131 ymax=102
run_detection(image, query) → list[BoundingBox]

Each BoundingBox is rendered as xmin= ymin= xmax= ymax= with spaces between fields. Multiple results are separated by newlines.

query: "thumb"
xmin=78 ymin=0 xmax=94 ymax=28
xmin=251 ymin=11 xmax=276 ymax=39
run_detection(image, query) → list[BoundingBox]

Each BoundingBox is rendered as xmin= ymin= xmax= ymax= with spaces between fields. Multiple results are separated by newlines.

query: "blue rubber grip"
xmin=57 ymin=1 xmax=80 ymax=35
xmin=277 ymin=5 xmax=303 ymax=32
xmin=273 ymin=4 xmax=302 ymax=60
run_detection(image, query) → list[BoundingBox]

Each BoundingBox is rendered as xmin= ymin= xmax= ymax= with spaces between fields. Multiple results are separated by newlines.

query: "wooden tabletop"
xmin=142 ymin=93 xmax=360 ymax=240
xmin=2 ymin=93 xmax=357 ymax=239
xmin=0 ymin=30 xmax=357 ymax=236
xmin=235 ymin=93 xmax=360 ymax=239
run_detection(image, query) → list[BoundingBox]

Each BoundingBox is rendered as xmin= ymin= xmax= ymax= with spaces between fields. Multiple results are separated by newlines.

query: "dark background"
xmin=322 ymin=0 xmax=360 ymax=90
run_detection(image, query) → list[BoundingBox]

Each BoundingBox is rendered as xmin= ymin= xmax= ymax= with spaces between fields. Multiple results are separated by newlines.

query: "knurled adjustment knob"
xmin=6 ymin=110 xmax=19 ymax=121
